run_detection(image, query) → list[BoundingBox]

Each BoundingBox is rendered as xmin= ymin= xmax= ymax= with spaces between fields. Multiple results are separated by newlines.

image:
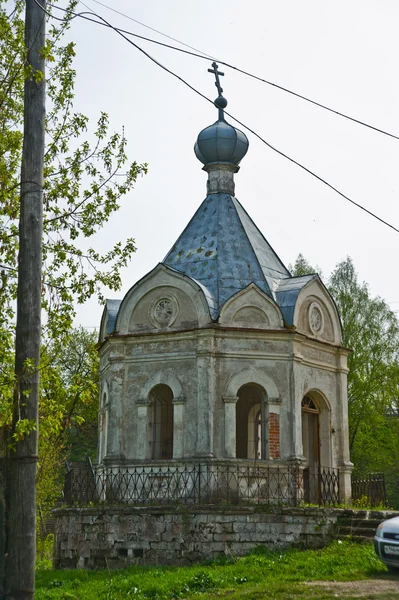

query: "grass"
xmin=35 ymin=541 xmax=399 ymax=600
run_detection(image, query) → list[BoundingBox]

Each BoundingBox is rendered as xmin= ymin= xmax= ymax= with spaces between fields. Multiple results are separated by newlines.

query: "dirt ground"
xmin=307 ymin=575 xmax=399 ymax=597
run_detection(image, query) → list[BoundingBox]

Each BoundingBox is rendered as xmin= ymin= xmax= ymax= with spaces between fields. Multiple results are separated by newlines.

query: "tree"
xmin=0 ymin=2 xmax=146 ymax=447
xmin=288 ymin=253 xmax=322 ymax=278
xmin=0 ymin=0 xmax=146 ymax=593
xmin=329 ymin=258 xmax=399 ymax=506
xmin=37 ymin=327 xmax=99 ymax=537
xmin=329 ymin=258 xmax=399 ymax=452
xmin=0 ymin=0 xmax=146 ymax=389
xmin=7 ymin=0 xmax=46 ymax=596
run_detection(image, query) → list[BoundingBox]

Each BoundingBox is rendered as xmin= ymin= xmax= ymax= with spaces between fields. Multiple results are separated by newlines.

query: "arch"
xmin=225 ymin=367 xmax=279 ymax=401
xmin=301 ymin=389 xmax=331 ymax=470
xmin=219 ymin=283 xmax=284 ymax=329
xmin=149 ymin=384 xmax=174 ymax=460
xmin=293 ymin=278 xmax=342 ymax=344
xmin=116 ymin=264 xmax=213 ymax=333
xmin=141 ymin=370 xmax=183 ymax=402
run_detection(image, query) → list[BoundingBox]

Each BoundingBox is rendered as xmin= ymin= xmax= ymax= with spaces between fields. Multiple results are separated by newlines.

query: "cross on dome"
xmin=208 ymin=61 xmax=225 ymax=97
xmin=207 ymin=61 xmax=228 ymax=119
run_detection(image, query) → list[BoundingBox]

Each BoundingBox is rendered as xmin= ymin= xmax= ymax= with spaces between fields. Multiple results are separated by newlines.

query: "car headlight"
xmin=375 ymin=523 xmax=384 ymax=538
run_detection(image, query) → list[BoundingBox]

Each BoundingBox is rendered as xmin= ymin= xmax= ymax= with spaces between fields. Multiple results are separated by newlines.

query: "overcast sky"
xmin=58 ymin=0 xmax=399 ymax=328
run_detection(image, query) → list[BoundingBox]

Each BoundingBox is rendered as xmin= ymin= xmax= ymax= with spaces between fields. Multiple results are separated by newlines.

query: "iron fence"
xmin=64 ymin=462 xmax=340 ymax=508
xmin=351 ymin=472 xmax=387 ymax=507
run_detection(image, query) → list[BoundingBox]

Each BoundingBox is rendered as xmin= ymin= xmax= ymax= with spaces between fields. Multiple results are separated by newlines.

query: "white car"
xmin=374 ymin=516 xmax=399 ymax=572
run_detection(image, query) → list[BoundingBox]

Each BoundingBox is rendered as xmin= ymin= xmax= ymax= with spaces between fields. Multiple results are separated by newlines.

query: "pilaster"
xmin=223 ymin=396 xmax=238 ymax=457
xmin=172 ymin=396 xmax=185 ymax=459
xmin=195 ymin=333 xmax=216 ymax=457
xmin=106 ymin=367 xmax=123 ymax=458
xmin=136 ymin=398 xmax=148 ymax=460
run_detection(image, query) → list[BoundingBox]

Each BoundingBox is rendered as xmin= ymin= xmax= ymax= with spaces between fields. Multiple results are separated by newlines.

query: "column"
xmin=136 ymin=399 xmax=148 ymax=460
xmin=289 ymin=343 xmax=306 ymax=461
xmin=223 ymin=396 xmax=238 ymax=458
xmin=106 ymin=369 xmax=123 ymax=460
xmin=336 ymin=350 xmax=353 ymax=502
xmin=172 ymin=397 xmax=185 ymax=459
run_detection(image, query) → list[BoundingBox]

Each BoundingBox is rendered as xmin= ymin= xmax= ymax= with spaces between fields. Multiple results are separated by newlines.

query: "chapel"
xmin=97 ymin=64 xmax=353 ymax=503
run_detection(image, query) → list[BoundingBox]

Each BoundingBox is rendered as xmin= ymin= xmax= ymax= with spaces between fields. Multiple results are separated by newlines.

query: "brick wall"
xmin=269 ymin=412 xmax=280 ymax=459
xmin=53 ymin=505 xmax=341 ymax=569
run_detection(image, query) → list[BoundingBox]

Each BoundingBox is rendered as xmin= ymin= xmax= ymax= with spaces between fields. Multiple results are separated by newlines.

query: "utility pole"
xmin=5 ymin=1 xmax=46 ymax=598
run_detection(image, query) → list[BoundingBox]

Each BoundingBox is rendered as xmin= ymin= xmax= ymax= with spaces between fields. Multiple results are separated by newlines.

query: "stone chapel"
xmin=97 ymin=64 xmax=353 ymax=503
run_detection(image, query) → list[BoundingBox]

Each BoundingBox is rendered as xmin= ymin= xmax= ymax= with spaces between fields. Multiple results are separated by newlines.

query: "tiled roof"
xmin=163 ymin=193 xmax=292 ymax=319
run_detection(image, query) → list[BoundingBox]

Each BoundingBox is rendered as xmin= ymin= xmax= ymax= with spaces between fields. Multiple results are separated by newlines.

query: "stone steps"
xmin=334 ymin=512 xmax=399 ymax=542
xmin=336 ymin=525 xmax=377 ymax=539
xmin=337 ymin=518 xmax=383 ymax=529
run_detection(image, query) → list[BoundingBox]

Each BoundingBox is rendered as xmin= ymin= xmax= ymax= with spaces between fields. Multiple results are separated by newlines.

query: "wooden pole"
xmin=6 ymin=1 xmax=46 ymax=597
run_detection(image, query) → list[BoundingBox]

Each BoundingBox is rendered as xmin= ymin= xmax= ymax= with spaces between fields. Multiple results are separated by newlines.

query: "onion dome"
xmin=194 ymin=117 xmax=249 ymax=168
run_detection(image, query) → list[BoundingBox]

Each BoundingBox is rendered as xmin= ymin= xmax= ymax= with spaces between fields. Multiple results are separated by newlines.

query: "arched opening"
xmin=149 ymin=384 xmax=174 ymax=460
xmin=236 ymin=384 xmax=265 ymax=459
xmin=301 ymin=392 xmax=332 ymax=503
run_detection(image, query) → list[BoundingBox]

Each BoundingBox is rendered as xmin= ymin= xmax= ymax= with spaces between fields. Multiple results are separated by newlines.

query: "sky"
xmin=56 ymin=0 xmax=399 ymax=329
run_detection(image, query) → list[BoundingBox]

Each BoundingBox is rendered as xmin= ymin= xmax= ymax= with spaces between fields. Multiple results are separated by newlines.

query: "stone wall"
xmin=54 ymin=505 xmax=344 ymax=569
xmin=268 ymin=413 xmax=280 ymax=459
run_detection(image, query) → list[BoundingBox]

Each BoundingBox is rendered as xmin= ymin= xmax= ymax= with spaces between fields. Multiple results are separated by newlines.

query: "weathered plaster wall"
xmin=53 ymin=506 xmax=341 ymax=569
xmin=99 ymin=327 xmax=350 ymax=478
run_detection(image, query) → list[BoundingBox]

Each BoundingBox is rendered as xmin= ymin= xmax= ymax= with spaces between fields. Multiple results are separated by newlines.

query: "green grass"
xmin=35 ymin=541 xmax=395 ymax=600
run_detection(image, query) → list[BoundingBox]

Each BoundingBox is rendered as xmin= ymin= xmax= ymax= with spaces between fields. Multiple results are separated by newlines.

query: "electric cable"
xmin=34 ymin=0 xmax=399 ymax=142
xmin=85 ymin=0 xmax=214 ymax=59
xmin=80 ymin=0 xmax=399 ymax=142
xmin=32 ymin=0 xmax=399 ymax=235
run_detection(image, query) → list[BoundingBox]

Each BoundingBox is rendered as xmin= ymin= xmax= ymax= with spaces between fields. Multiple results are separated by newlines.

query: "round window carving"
xmin=308 ymin=302 xmax=324 ymax=335
xmin=149 ymin=295 xmax=178 ymax=327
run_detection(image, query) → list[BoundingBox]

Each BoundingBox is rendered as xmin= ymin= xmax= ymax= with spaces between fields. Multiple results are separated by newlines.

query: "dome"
xmin=194 ymin=118 xmax=249 ymax=167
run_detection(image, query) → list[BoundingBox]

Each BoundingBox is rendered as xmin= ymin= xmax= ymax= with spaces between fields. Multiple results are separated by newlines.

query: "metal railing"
xmin=64 ymin=463 xmax=340 ymax=508
xmin=351 ymin=472 xmax=387 ymax=507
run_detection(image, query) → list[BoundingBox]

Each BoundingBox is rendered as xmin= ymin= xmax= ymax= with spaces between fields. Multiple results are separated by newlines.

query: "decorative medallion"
xmin=308 ymin=302 xmax=324 ymax=336
xmin=149 ymin=295 xmax=178 ymax=328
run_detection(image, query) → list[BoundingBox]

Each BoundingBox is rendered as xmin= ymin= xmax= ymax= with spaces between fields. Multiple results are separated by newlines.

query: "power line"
xmin=80 ymin=0 xmax=399 ymax=142
xmin=33 ymin=0 xmax=399 ymax=235
xmin=84 ymin=0 xmax=215 ymax=59
xmin=35 ymin=0 xmax=399 ymax=142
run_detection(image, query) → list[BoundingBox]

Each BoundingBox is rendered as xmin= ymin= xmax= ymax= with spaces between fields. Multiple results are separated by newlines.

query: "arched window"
xmin=236 ymin=384 xmax=265 ymax=459
xmin=149 ymin=385 xmax=174 ymax=460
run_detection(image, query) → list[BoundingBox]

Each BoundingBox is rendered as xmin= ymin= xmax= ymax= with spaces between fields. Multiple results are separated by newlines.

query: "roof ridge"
xmin=231 ymin=197 xmax=291 ymax=283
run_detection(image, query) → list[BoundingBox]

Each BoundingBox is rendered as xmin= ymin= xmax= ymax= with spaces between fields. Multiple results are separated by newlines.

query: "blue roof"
xmin=163 ymin=193 xmax=291 ymax=319
xmin=275 ymin=275 xmax=316 ymax=325
xmin=106 ymin=299 xmax=121 ymax=334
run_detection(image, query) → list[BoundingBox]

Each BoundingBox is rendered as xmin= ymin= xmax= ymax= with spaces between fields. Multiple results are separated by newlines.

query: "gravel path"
xmin=307 ymin=576 xmax=399 ymax=597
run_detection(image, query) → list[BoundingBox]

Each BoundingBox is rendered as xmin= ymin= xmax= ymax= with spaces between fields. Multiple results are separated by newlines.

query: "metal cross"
xmin=208 ymin=61 xmax=225 ymax=96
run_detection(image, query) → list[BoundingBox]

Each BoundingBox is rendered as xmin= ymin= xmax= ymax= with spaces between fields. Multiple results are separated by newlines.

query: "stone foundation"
xmin=54 ymin=505 xmax=347 ymax=569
